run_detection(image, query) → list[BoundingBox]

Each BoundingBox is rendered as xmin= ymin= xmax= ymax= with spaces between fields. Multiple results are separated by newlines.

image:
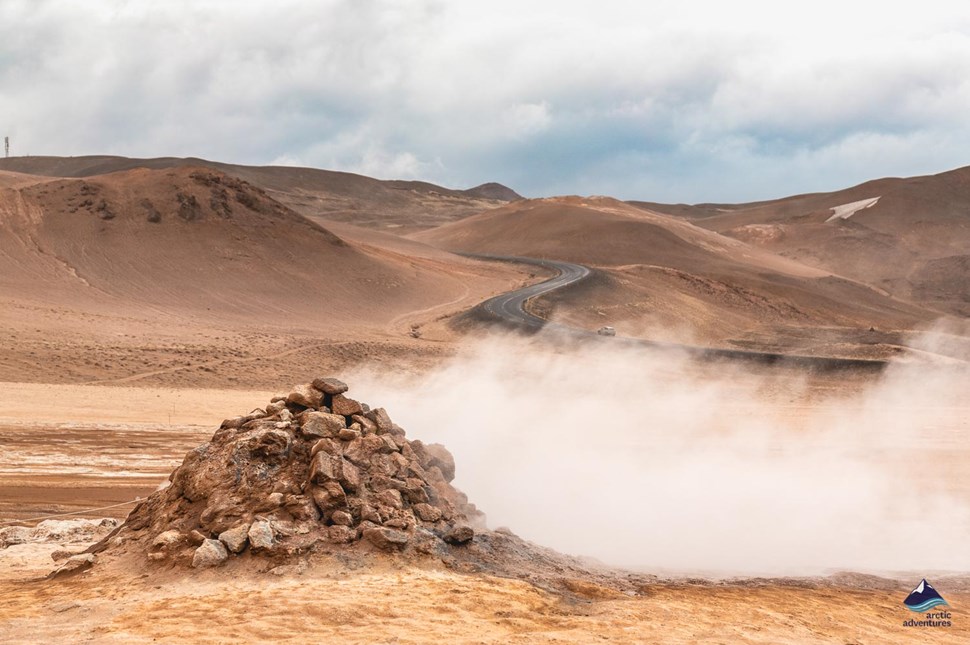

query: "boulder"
xmin=218 ymin=524 xmax=250 ymax=553
xmin=286 ymin=384 xmax=323 ymax=409
xmin=248 ymin=520 xmax=274 ymax=551
xmin=192 ymin=539 xmax=228 ymax=568
xmin=311 ymin=377 xmax=349 ymax=395
xmin=363 ymin=526 xmax=409 ymax=550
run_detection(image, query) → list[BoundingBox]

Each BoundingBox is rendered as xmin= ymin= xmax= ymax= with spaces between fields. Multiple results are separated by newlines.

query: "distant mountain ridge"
xmin=0 ymin=155 xmax=522 ymax=233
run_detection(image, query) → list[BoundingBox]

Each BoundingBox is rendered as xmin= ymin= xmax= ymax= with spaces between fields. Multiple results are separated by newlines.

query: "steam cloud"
xmin=349 ymin=333 xmax=970 ymax=576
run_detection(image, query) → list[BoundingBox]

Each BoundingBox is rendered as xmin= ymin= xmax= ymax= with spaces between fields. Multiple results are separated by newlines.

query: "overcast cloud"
xmin=2 ymin=0 xmax=969 ymax=201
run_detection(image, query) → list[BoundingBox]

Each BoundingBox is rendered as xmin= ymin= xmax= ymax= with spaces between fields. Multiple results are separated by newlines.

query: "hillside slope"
xmin=633 ymin=165 xmax=970 ymax=315
xmin=0 ymin=156 xmax=522 ymax=233
xmin=415 ymin=196 xmax=939 ymax=358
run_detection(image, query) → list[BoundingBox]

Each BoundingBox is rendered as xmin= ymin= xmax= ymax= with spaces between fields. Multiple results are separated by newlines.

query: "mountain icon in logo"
xmin=903 ymin=579 xmax=948 ymax=612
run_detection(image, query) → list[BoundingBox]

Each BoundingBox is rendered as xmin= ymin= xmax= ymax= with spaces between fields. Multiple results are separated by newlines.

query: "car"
xmin=597 ymin=326 xmax=616 ymax=337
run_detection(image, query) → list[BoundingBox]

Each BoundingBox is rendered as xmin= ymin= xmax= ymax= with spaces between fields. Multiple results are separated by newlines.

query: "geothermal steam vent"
xmin=123 ymin=378 xmax=483 ymax=568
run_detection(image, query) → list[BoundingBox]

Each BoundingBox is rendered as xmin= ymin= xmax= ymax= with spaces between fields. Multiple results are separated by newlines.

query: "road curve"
xmin=462 ymin=254 xmax=591 ymax=329
xmin=463 ymin=253 xmax=888 ymax=371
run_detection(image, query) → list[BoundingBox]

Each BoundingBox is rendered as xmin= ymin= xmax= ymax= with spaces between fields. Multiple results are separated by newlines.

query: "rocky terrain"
xmin=77 ymin=377 xmax=636 ymax=594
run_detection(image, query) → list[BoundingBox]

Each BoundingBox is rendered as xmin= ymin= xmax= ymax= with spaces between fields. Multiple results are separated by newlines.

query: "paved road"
xmin=464 ymin=253 xmax=887 ymax=371
xmin=465 ymin=254 xmax=590 ymax=329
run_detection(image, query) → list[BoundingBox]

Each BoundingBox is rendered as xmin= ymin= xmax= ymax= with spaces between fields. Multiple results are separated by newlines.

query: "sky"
xmin=2 ymin=0 xmax=969 ymax=202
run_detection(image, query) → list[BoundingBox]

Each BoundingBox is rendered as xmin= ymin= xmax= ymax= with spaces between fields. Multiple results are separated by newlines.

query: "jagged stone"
xmin=151 ymin=530 xmax=183 ymax=551
xmin=50 ymin=553 xmax=96 ymax=577
xmin=265 ymin=400 xmax=287 ymax=416
xmin=365 ymin=407 xmax=394 ymax=433
xmin=330 ymin=510 xmax=353 ymax=526
xmin=413 ymin=503 xmax=443 ymax=523
xmin=309 ymin=481 xmax=346 ymax=512
xmin=352 ymin=414 xmax=377 ymax=435
xmin=192 ymin=539 xmax=228 ymax=568
xmin=338 ymin=427 xmax=360 ymax=442
xmin=248 ymin=520 xmax=274 ymax=551
xmin=218 ymin=524 xmax=250 ymax=553
xmin=444 ymin=524 xmax=474 ymax=545
xmin=286 ymin=384 xmax=323 ymax=409
xmin=301 ymin=411 xmax=346 ymax=438
xmin=363 ymin=526 xmax=409 ymax=550
xmin=377 ymin=489 xmax=403 ymax=510
xmin=311 ymin=377 xmax=348 ymax=395
xmin=331 ymin=394 xmax=363 ymax=416
xmin=310 ymin=438 xmax=342 ymax=458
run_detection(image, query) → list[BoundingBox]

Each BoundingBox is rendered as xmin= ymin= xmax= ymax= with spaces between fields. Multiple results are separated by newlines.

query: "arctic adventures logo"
xmin=902 ymin=579 xmax=952 ymax=628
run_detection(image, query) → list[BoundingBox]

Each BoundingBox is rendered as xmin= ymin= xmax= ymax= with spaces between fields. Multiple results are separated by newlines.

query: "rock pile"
xmin=119 ymin=377 xmax=484 ymax=569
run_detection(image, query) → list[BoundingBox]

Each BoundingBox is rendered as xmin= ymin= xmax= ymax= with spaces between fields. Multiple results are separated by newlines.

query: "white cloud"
xmin=2 ymin=1 xmax=969 ymax=199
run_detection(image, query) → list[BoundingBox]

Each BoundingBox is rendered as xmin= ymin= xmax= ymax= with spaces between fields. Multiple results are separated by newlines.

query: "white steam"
xmin=349 ymin=334 xmax=970 ymax=576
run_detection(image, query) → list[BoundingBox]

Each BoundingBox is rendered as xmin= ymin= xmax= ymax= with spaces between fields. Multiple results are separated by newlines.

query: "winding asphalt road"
xmin=464 ymin=253 xmax=887 ymax=371
xmin=465 ymin=254 xmax=590 ymax=329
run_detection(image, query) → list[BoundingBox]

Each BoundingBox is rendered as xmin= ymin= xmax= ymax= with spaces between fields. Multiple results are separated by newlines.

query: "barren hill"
xmin=415 ymin=196 xmax=939 ymax=358
xmin=0 ymin=156 xmax=521 ymax=233
xmin=633 ymin=165 xmax=970 ymax=316
xmin=0 ymin=166 xmax=528 ymax=386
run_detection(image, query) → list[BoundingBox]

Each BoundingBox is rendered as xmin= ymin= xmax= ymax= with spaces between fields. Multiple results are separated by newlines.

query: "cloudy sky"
xmin=2 ymin=1 xmax=969 ymax=201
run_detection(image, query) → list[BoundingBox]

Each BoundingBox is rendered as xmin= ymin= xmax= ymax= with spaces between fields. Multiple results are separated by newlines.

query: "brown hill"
xmin=632 ymin=165 xmax=970 ymax=315
xmin=415 ymin=196 xmax=938 ymax=358
xmin=0 ymin=156 xmax=521 ymax=233
xmin=0 ymin=166 xmax=529 ymax=386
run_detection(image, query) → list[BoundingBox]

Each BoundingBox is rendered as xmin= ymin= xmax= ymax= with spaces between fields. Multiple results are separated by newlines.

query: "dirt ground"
xmin=1 ymin=374 xmax=968 ymax=643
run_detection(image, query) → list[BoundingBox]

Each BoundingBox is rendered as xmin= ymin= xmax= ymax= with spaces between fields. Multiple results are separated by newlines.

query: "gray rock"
xmin=311 ymin=377 xmax=349 ymax=395
xmin=51 ymin=553 xmax=96 ymax=577
xmin=0 ymin=526 xmax=31 ymax=548
xmin=218 ymin=524 xmax=250 ymax=553
xmin=248 ymin=520 xmax=275 ymax=551
xmin=363 ymin=526 xmax=410 ymax=550
xmin=191 ymin=539 xmax=228 ymax=568
xmin=151 ymin=529 xmax=183 ymax=551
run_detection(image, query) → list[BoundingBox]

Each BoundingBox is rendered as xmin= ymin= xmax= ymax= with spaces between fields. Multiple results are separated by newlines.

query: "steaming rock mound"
xmin=108 ymin=377 xmax=491 ymax=570
xmin=84 ymin=378 xmax=646 ymax=593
